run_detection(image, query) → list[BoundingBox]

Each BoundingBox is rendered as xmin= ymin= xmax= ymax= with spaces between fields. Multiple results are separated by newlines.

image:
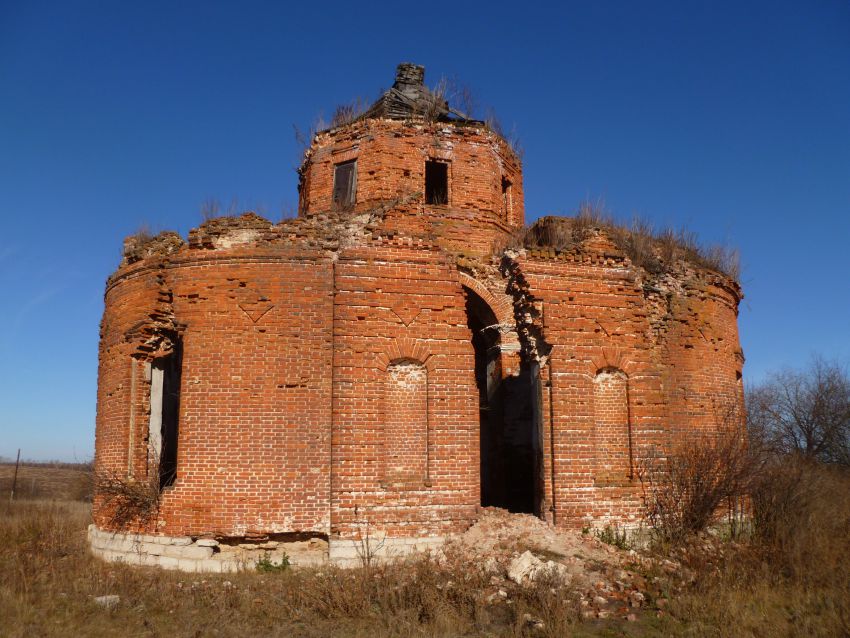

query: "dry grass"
xmin=2 ymin=462 xmax=848 ymax=637
xmin=0 ymin=500 xmax=591 ymax=638
xmin=665 ymin=460 xmax=850 ymax=637
xmin=522 ymin=202 xmax=741 ymax=281
xmin=329 ymin=98 xmax=370 ymax=129
xmin=0 ymin=463 xmax=91 ymax=502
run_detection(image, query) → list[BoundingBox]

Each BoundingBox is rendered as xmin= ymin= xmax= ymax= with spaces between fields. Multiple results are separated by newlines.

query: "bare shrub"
xmin=524 ymin=218 xmax=575 ymax=252
xmin=94 ymin=464 xmax=161 ymax=529
xmin=441 ymin=75 xmax=476 ymax=119
xmin=423 ymin=76 xmax=450 ymax=122
xmin=667 ymin=459 xmax=850 ymax=636
xmin=494 ymin=224 xmax=529 ymax=254
xmin=351 ymin=506 xmax=387 ymax=569
xmin=751 ymin=456 xmax=850 ymax=580
xmin=638 ymin=429 xmax=754 ymax=543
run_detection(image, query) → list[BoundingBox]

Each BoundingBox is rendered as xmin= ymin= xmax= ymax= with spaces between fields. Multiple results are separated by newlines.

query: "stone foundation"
xmin=88 ymin=525 xmax=445 ymax=572
xmin=327 ymin=536 xmax=446 ymax=568
xmin=87 ymin=525 xmax=327 ymax=573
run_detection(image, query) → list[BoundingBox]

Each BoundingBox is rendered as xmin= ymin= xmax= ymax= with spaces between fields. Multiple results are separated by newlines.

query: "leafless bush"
xmin=440 ymin=75 xmax=476 ymax=119
xmin=293 ymin=121 xmax=318 ymax=155
xmin=94 ymin=463 xmax=161 ymax=529
xmin=351 ymin=506 xmax=387 ymax=569
xmin=524 ymin=218 xmax=575 ymax=252
xmin=493 ymin=224 xmax=529 ymax=254
xmin=484 ymin=108 xmax=524 ymax=159
xmin=422 ymin=76 xmax=450 ymax=122
xmin=638 ymin=429 xmax=755 ymax=543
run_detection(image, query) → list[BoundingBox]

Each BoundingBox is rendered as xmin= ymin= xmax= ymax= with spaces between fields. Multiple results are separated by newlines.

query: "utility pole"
xmin=10 ymin=448 xmax=21 ymax=503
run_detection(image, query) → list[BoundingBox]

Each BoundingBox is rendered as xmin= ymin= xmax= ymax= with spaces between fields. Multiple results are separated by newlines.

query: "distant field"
xmin=0 ymin=463 xmax=92 ymax=501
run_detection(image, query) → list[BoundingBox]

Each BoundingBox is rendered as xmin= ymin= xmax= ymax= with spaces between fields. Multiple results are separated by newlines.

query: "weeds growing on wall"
xmin=484 ymin=109 xmax=524 ymax=160
xmin=328 ymin=98 xmax=370 ymax=129
xmin=256 ymin=554 xmax=291 ymax=573
xmin=594 ymin=524 xmax=631 ymax=550
xmin=521 ymin=202 xmax=741 ymax=281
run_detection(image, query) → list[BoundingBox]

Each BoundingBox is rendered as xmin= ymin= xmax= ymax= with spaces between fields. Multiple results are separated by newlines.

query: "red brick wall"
xmin=299 ymin=119 xmax=523 ymax=256
xmin=95 ymin=244 xmax=335 ymax=537
xmin=510 ymin=237 xmax=742 ymax=527
xmin=330 ymin=242 xmax=480 ymax=539
xmin=593 ymin=369 xmax=631 ymax=484
xmin=94 ymin=118 xmax=743 ymax=541
xmin=384 ymin=360 xmax=428 ymax=486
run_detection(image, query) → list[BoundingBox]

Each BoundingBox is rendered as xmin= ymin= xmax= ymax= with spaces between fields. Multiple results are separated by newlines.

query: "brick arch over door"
xmin=457 ymin=271 xmax=520 ymax=373
xmin=456 ymin=272 xmax=513 ymax=330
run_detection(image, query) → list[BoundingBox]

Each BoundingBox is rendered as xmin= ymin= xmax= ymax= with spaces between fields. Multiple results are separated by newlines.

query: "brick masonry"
xmin=92 ymin=65 xmax=744 ymax=569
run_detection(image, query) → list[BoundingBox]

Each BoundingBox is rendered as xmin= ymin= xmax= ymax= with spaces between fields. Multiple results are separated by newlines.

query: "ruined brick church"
xmin=91 ymin=63 xmax=744 ymax=570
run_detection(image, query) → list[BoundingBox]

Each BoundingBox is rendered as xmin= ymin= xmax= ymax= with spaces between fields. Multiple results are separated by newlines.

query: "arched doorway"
xmin=465 ymin=287 xmax=539 ymax=514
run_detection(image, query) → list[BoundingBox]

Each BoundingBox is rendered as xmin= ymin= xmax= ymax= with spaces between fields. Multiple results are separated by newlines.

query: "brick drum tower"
xmin=90 ymin=63 xmax=744 ymax=571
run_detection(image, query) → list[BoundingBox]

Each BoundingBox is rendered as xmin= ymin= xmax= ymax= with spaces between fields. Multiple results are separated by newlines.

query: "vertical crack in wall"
xmin=499 ymin=251 xmax=552 ymax=366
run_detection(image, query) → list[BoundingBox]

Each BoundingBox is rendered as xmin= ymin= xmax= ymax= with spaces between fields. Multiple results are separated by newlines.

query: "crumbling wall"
xmin=95 ymin=86 xmax=745 ymax=560
xmin=97 ymin=215 xmax=338 ymax=538
xmin=299 ymin=119 xmax=523 ymax=257
xmin=499 ymin=227 xmax=742 ymax=528
xmin=330 ymin=240 xmax=480 ymax=543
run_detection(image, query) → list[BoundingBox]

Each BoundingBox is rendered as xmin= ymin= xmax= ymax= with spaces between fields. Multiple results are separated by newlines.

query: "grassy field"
xmin=0 ymin=462 xmax=91 ymax=502
xmin=1 ymin=464 xmax=848 ymax=637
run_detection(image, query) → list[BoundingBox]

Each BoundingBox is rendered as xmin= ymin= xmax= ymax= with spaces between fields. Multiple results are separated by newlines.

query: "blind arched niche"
xmin=383 ymin=358 xmax=429 ymax=487
xmin=593 ymin=367 xmax=632 ymax=483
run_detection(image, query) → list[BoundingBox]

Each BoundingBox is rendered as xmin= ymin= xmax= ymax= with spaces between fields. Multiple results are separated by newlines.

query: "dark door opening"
xmin=153 ymin=340 xmax=182 ymax=488
xmin=466 ymin=288 xmax=539 ymax=514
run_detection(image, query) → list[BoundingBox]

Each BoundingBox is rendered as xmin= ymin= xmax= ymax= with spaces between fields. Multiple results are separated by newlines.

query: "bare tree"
xmin=747 ymin=356 xmax=850 ymax=466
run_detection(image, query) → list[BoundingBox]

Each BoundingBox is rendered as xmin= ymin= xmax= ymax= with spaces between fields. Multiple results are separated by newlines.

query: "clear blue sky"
xmin=1 ymin=1 xmax=848 ymax=461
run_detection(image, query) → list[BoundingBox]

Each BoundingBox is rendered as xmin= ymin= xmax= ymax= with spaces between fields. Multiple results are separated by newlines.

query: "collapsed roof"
xmin=359 ymin=63 xmax=472 ymax=122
